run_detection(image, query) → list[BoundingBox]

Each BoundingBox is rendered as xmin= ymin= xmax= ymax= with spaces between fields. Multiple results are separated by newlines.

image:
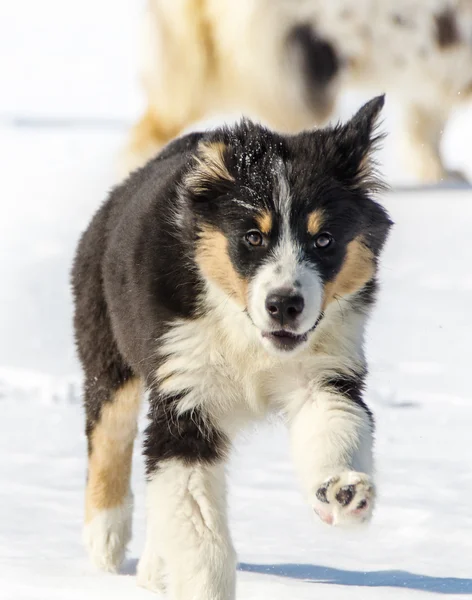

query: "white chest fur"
xmin=156 ymin=288 xmax=367 ymax=437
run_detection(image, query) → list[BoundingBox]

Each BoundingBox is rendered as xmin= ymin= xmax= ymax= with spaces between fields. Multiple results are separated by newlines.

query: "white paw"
xmin=313 ymin=471 xmax=375 ymax=527
xmin=83 ymin=501 xmax=132 ymax=572
xmin=137 ymin=552 xmax=167 ymax=594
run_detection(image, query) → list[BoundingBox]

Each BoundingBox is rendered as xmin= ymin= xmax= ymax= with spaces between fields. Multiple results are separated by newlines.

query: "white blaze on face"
xmin=247 ymin=164 xmax=323 ymax=339
xmin=248 ymin=237 xmax=323 ymax=333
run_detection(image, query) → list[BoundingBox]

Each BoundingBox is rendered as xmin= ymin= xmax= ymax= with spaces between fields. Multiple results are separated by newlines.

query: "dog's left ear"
xmin=329 ymin=95 xmax=386 ymax=193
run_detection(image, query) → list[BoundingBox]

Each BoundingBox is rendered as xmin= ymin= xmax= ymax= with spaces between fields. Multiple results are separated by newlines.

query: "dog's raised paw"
xmin=313 ymin=471 xmax=375 ymax=527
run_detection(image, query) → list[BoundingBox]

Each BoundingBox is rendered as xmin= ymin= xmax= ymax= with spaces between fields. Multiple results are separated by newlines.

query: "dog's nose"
xmin=265 ymin=292 xmax=304 ymax=325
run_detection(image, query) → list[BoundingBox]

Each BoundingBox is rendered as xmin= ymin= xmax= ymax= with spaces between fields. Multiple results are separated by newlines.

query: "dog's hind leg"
xmin=403 ymin=104 xmax=445 ymax=183
xmin=121 ymin=108 xmax=189 ymax=176
xmin=120 ymin=0 xmax=215 ymax=177
xmin=83 ymin=374 xmax=143 ymax=572
xmin=402 ymin=103 xmax=466 ymax=184
xmin=73 ymin=219 xmax=143 ymax=571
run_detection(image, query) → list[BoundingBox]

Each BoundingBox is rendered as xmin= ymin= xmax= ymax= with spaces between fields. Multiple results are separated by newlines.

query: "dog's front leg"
xmin=287 ymin=374 xmax=375 ymax=527
xmin=137 ymin=391 xmax=236 ymax=600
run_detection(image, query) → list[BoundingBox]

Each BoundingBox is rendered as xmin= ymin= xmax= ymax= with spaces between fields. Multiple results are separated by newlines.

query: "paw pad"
xmin=313 ymin=471 xmax=375 ymax=526
xmin=335 ymin=484 xmax=356 ymax=507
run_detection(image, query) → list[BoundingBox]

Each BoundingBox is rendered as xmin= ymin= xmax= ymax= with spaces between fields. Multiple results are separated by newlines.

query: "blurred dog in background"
xmin=122 ymin=0 xmax=472 ymax=183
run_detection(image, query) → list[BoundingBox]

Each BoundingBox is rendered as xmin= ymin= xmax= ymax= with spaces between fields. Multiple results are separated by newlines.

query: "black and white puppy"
xmin=72 ymin=96 xmax=392 ymax=599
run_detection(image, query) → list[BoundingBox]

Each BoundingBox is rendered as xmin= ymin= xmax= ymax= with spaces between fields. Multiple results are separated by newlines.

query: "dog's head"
xmin=183 ymin=96 xmax=392 ymax=356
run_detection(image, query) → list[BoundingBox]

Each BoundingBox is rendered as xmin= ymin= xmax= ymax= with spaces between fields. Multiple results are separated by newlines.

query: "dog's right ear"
xmin=325 ymin=95 xmax=387 ymax=194
xmin=184 ymin=141 xmax=234 ymax=199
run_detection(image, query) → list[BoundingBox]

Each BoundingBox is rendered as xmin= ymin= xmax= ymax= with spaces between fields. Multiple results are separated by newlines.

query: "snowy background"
xmin=1 ymin=1 xmax=472 ymax=598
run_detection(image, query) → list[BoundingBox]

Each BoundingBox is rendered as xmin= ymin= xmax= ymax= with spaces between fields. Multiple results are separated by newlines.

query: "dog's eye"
xmin=245 ymin=230 xmax=264 ymax=247
xmin=314 ymin=233 xmax=334 ymax=249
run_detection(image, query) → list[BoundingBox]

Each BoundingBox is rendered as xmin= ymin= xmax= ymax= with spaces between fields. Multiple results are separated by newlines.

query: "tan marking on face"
xmin=307 ymin=210 xmax=325 ymax=236
xmin=196 ymin=226 xmax=248 ymax=307
xmin=256 ymin=212 xmax=272 ymax=235
xmin=322 ymin=237 xmax=375 ymax=309
xmin=85 ymin=377 xmax=142 ymax=522
xmin=185 ymin=141 xmax=234 ymax=194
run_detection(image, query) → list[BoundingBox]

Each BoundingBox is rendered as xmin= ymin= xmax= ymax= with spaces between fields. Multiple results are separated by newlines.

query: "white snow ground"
xmin=1 ymin=2 xmax=472 ymax=599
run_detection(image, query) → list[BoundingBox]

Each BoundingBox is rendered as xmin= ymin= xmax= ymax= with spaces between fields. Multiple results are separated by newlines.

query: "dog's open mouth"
xmin=262 ymin=329 xmax=308 ymax=351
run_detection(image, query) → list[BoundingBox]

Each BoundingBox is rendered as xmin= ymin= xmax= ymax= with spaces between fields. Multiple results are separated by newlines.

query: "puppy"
xmin=123 ymin=0 xmax=472 ymax=183
xmin=73 ymin=96 xmax=392 ymax=599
